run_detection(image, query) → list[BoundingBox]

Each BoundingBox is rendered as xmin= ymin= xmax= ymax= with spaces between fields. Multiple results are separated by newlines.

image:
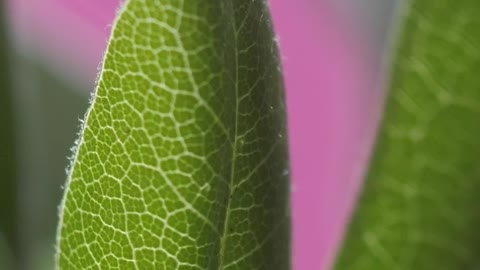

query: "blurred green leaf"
xmin=335 ymin=1 xmax=480 ymax=269
xmin=0 ymin=234 xmax=13 ymax=270
xmin=56 ymin=0 xmax=289 ymax=269
xmin=0 ymin=0 xmax=18 ymax=262
xmin=11 ymin=57 xmax=89 ymax=270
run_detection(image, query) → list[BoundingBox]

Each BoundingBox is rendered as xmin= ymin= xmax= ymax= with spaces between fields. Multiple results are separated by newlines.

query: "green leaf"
xmin=56 ymin=1 xmax=290 ymax=269
xmin=334 ymin=1 xmax=480 ymax=269
xmin=0 ymin=0 xmax=18 ymax=262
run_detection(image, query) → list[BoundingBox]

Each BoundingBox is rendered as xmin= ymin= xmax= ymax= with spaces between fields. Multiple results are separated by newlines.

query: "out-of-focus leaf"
xmin=0 ymin=234 xmax=13 ymax=270
xmin=335 ymin=1 xmax=480 ymax=269
xmin=56 ymin=0 xmax=290 ymax=269
xmin=0 ymin=0 xmax=18 ymax=261
xmin=11 ymin=56 xmax=89 ymax=270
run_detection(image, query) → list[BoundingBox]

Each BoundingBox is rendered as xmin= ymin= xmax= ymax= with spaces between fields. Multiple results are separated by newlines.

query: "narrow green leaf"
xmin=335 ymin=1 xmax=480 ymax=269
xmin=56 ymin=1 xmax=290 ymax=269
xmin=0 ymin=0 xmax=18 ymax=261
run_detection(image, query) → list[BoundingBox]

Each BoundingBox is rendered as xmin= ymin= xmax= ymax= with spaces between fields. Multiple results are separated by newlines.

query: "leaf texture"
xmin=56 ymin=0 xmax=290 ymax=269
xmin=334 ymin=1 xmax=480 ymax=269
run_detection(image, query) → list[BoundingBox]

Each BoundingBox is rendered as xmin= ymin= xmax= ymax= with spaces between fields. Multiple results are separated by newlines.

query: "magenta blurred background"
xmin=6 ymin=0 xmax=397 ymax=269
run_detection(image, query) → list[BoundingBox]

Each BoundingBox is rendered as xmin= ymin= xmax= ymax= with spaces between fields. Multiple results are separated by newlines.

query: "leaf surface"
xmin=334 ymin=1 xmax=480 ymax=269
xmin=56 ymin=0 xmax=290 ymax=269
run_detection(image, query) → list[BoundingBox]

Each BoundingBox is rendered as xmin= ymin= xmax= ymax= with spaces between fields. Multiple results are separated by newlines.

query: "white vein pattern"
xmin=56 ymin=0 xmax=290 ymax=269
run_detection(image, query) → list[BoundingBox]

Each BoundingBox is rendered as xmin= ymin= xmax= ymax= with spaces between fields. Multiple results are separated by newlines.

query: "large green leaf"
xmin=334 ymin=1 xmax=480 ymax=269
xmin=56 ymin=0 xmax=290 ymax=269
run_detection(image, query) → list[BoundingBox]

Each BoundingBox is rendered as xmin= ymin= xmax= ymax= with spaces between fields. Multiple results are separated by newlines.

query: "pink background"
xmin=269 ymin=2 xmax=375 ymax=268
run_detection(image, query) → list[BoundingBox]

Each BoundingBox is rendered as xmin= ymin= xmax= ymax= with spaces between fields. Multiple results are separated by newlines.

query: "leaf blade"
xmin=335 ymin=1 xmax=480 ymax=269
xmin=56 ymin=1 xmax=290 ymax=269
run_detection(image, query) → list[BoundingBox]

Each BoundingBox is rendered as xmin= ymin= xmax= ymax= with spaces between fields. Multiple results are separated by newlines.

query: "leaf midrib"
xmin=217 ymin=3 xmax=241 ymax=268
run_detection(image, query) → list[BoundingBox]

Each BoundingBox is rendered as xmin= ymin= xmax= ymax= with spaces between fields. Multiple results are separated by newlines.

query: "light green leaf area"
xmin=56 ymin=0 xmax=289 ymax=269
xmin=334 ymin=1 xmax=480 ymax=270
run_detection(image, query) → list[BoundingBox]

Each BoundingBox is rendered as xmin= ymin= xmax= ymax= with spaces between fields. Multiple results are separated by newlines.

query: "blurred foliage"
xmin=0 ymin=0 xmax=18 ymax=265
xmin=12 ymin=56 xmax=89 ymax=269
xmin=0 ymin=234 xmax=13 ymax=270
xmin=0 ymin=0 xmax=91 ymax=265
xmin=335 ymin=1 xmax=480 ymax=269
